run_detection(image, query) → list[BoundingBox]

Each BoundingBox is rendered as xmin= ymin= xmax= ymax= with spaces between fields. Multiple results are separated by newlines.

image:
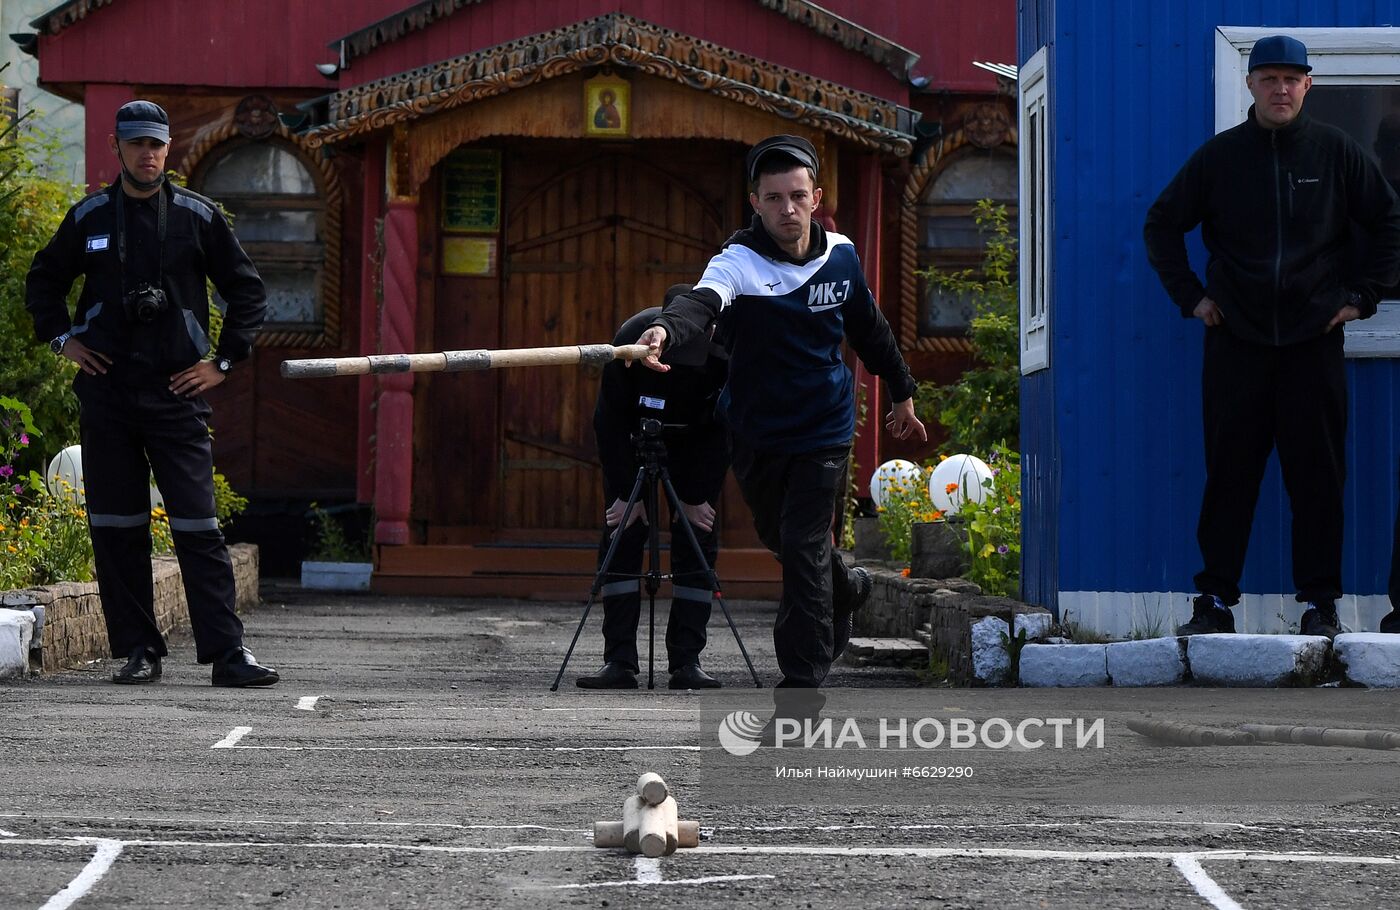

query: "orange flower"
xmin=931 ymin=510 xmax=943 ymax=521
xmin=900 ymin=567 xmax=911 ymax=577
xmin=945 ymin=483 xmax=958 ymax=495
xmin=1007 ymin=495 xmax=1016 ymax=505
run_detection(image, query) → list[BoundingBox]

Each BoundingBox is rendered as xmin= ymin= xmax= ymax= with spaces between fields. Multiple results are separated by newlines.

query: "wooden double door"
xmin=426 ymin=142 xmax=755 ymax=544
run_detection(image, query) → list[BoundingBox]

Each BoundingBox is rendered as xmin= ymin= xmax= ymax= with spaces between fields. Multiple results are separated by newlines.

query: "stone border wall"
xmin=1 ymin=543 xmax=259 ymax=672
xmin=853 ymin=560 xmax=1051 ymax=685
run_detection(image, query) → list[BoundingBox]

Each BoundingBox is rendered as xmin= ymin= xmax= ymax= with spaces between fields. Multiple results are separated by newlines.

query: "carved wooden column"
xmin=853 ymin=152 xmax=883 ymax=496
xmin=373 ymin=126 xmax=419 ymax=545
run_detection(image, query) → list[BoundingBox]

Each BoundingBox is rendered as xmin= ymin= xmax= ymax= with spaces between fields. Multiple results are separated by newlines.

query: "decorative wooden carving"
xmin=335 ymin=0 xmax=489 ymax=63
xmin=964 ymin=103 xmax=1011 ymax=150
xmin=306 ymin=14 xmax=914 ymax=156
xmin=234 ymin=94 xmax=279 ymax=139
xmin=754 ymin=0 xmax=918 ymax=80
xmin=898 ymin=121 xmax=1018 ymax=354
xmin=32 ymin=0 xmax=117 ymax=33
xmin=179 ymin=116 xmax=345 ymax=350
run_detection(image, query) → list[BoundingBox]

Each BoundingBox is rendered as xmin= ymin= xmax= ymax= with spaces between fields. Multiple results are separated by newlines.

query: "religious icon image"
xmin=584 ymin=76 xmax=630 ymax=137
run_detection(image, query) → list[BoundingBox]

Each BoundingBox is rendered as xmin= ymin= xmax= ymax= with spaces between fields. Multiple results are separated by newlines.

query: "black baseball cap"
xmin=745 ymin=134 xmax=819 ymax=184
xmin=115 ymin=100 xmax=170 ymax=143
xmin=1248 ymin=35 xmax=1311 ymax=73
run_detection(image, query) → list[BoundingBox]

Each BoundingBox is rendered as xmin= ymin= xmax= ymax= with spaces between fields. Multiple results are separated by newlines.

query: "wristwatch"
xmin=49 ymin=332 xmax=71 ymax=355
xmin=214 ymin=357 xmax=232 ymax=375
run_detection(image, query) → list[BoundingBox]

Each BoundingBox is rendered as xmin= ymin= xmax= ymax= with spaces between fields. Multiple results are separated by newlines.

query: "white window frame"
xmin=1216 ymin=26 xmax=1400 ymax=358
xmin=1019 ymin=46 xmax=1050 ymax=374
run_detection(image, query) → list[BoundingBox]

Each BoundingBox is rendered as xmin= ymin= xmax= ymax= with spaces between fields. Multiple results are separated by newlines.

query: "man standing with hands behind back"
xmin=636 ymin=134 xmax=927 ymax=690
xmin=1144 ymin=36 xmax=1400 ymax=638
xmin=26 ymin=100 xmax=278 ymax=687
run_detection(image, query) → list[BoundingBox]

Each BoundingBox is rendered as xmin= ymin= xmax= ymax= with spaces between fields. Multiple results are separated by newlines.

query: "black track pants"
xmin=1390 ymin=460 xmax=1400 ymax=610
xmin=76 ymin=373 xmax=243 ymax=663
xmin=595 ymin=501 xmax=717 ymax=673
xmin=732 ymin=441 xmax=856 ymax=688
xmin=1194 ymin=328 xmax=1347 ymax=606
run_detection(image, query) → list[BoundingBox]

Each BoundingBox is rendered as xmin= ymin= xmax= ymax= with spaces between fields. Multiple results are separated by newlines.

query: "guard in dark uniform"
xmin=576 ymin=290 xmax=731 ymax=690
xmin=25 ymin=100 xmax=278 ymax=687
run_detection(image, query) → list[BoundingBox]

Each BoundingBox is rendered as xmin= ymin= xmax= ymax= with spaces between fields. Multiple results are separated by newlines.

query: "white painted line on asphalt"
xmin=0 ymin=829 xmax=15 ymax=837
xmin=634 ymin=856 xmax=662 ymax=883
xmin=553 ymin=873 xmax=776 ymax=890
xmin=1173 ymin=854 xmax=1245 ymax=910
xmin=296 ymin=696 xmax=321 ymax=712
xmin=38 ymin=838 xmax=123 ymax=910
xmin=3 ymin=838 xmax=1397 ymax=868
xmin=6 ymin=811 xmax=1400 ymax=842
xmin=212 ymin=726 xmax=252 ymax=749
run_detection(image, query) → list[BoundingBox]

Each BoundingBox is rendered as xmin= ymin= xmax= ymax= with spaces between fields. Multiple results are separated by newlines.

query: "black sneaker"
xmin=833 ymin=566 xmax=873 ymax=659
xmin=1380 ymin=610 xmax=1400 ymax=634
xmin=1300 ymin=602 xmax=1342 ymax=640
xmin=1176 ymin=594 xmax=1236 ymax=636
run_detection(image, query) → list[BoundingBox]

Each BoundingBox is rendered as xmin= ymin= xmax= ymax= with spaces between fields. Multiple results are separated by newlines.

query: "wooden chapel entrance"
xmin=391 ymin=139 xmax=772 ymax=595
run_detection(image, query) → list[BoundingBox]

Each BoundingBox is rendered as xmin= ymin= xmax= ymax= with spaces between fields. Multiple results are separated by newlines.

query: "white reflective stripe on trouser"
xmin=88 ymin=512 xmax=150 ymax=528
xmin=672 ymin=585 xmax=714 ymax=602
xmin=601 ymin=580 xmax=639 ymax=598
xmin=168 ymin=516 xmax=220 ymax=532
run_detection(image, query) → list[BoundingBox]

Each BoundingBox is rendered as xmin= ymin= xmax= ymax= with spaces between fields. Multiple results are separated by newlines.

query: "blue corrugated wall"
xmin=1020 ymin=1 xmax=1400 ymax=612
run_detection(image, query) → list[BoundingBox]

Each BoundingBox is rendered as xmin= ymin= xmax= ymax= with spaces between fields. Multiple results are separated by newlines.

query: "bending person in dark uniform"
xmin=577 ymin=289 xmax=731 ymax=690
xmin=636 ymin=135 xmax=927 ymax=690
xmin=25 ymin=100 xmax=278 ymax=687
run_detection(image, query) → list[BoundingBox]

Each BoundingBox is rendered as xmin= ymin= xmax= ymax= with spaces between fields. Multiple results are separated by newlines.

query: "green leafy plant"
xmin=875 ymin=464 xmax=944 ymax=566
xmin=0 ymin=102 xmax=83 ymax=477
xmin=306 ymin=502 xmax=370 ymax=563
xmin=0 ymin=396 xmax=92 ymax=587
xmin=958 ymin=445 xmax=1021 ymax=597
xmin=915 ymin=200 xmax=1019 ymax=457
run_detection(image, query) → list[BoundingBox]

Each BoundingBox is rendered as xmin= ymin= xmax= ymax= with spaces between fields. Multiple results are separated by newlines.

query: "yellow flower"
xmin=5 ymin=545 xmax=15 ymax=553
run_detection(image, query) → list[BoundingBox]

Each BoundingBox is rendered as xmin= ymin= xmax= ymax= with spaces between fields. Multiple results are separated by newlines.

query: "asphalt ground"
xmin=3 ymin=590 xmax=1400 ymax=909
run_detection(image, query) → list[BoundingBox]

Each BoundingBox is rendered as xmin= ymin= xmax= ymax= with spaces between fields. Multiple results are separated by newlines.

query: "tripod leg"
xmin=646 ymin=465 xmax=661 ymax=691
xmin=551 ymin=469 xmax=649 ymax=691
xmin=659 ymin=470 xmax=764 ymax=688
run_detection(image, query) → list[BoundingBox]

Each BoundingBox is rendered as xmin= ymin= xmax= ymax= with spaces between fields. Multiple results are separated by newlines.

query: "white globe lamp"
xmin=870 ymin=459 xmax=923 ymax=508
xmin=929 ymin=454 xmax=993 ymax=515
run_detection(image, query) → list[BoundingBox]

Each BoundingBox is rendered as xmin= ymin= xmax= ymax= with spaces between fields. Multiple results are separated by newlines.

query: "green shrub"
xmin=958 ymin=445 xmax=1021 ymax=597
xmin=915 ymin=200 xmax=1019 ymax=456
xmin=0 ymin=107 xmax=83 ymax=476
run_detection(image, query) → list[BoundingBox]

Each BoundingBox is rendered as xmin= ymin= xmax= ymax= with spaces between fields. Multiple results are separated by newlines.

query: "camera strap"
xmin=114 ymin=185 xmax=167 ymax=294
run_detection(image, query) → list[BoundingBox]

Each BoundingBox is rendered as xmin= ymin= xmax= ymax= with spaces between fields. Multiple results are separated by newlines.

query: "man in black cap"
xmin=577 ymin=287 xmax=731 ymax=690
xmin=634 ymin=135 xmax=927 ymax=689
xmin=25 ymin=99 xmax=279 ymax=686
xmin=1145 ymin=36 xmax=1400 ymax=638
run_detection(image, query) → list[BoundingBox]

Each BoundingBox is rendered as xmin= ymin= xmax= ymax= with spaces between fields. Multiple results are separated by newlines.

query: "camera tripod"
xmin=551 ymin=419 xmax=762 ymax=690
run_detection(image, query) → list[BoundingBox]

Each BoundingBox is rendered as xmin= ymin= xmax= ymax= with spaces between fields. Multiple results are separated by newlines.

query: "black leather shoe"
xmin=576 ymin=662 xmax=639 ymax=689
xmin=668 ymin=664 xmax=721 ymax=690
xmin=112 ymin=646 xmax=161 ymax=684
xmin=1380 ymin=609 xmax=1400 ymax=634
xmin=211 ymin=646 xmax=280 ymax=687
xmin=833 ymin=566 xmax=874 ymax=659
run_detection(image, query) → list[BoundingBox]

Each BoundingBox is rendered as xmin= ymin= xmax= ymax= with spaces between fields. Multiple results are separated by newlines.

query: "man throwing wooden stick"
xmin=635 ymin=134 xmax=927 ymax=689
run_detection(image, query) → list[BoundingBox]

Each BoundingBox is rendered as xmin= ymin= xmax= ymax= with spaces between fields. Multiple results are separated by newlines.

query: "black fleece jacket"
xmin=1144 ymin=107 xmax=1400 ymax=346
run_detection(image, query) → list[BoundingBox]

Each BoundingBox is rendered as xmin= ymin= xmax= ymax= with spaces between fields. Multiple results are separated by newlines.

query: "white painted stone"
xmin=1185 ymin=633 xmax=1330 ymax=687
xmin=1333 ymin=633 xmax=1400 ymax=688
xmin=1018 ymin=643 xmax=1109 ymax=687
xmin=1106 ymin=637 xmax=1187 ymax=686
xmin=0 ymin=608 xmax=35 ymax=679
xmin=970 ymin=616 xmax=1010 ymax=686
xmin=300 ymin=561 xmax=372 ymax=591
xmin=1014 ymin=612 xmax=1055 ymax=642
